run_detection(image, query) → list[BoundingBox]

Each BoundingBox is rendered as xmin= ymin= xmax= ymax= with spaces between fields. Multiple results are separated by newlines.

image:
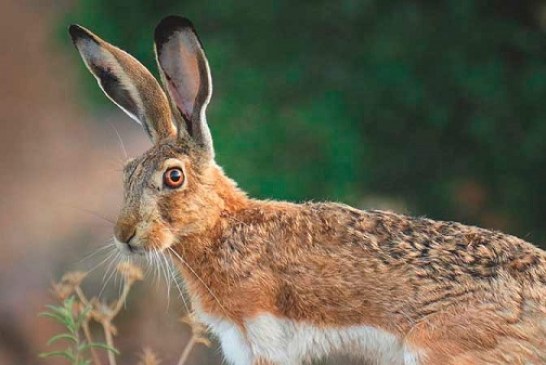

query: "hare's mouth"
xmin=113 ymin=226 xmax=175 ymax=256
xmin=114 ymin=236 xmax=145 ymax=256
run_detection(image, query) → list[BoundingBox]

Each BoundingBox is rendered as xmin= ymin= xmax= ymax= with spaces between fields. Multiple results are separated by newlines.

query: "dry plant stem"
xmin=75 ymin=287 xmax=90 ymax=307
xmin=75 ymin=286 xmax=102 ymax=365
xmin=101 ymin=280 xmax=133 ymax=365
xmin=110 ymin=280 xmax=132 ymax=317
xmin=83 ymin=320 xmax=103 ymax=365
xmin=176 ymin=335 xmax=197 ymax=365
xmin=102 ymin=321 xmax=117 ymax=365
xmin=47 ymin=265 xmax=144 ymax=365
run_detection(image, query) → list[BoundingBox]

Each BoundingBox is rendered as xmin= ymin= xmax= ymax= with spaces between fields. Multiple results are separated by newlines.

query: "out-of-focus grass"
xmin=39 ymin=263 xmax=210 ymax=365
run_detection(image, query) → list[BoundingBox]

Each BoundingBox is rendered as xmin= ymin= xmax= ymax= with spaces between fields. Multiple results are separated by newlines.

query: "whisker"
xmin=143 ymin=252 xmax=154 ymax=279
xmin=166 ymin=256 xmax=190 ymax=314
xmin=150 ymin=250 xmax=156 ymax=285
xmin=167 ymin=247 xmax=227 ymax=315
xmin=117 ymin=256 xmax=131 ymax=305
xmin=101 ymin=250 xmax=118 ymax=283
xmin=153 ymin=250 xmax=161 ymax=287
xmin=99 ymin=251 xmax=121 ymax=298
xmin=86 ymin=246 xmax=117 ymax=275
xmin=62 ymin=204 xmax=116 ymax=224
xmin=100 ymin=161 xmax=124 ymax=173
xmin=158 ymin=251 xmax=172 ymax=309
xmin=114 ymin=255 xmax=125 ymax=289
xmin=109 ymin=120 xmax=128 ymax=159
xmin=149 ymin=250 xmax=160 ymax=288
xmin=154 ymin=249 xmax=162 ymax=288
xmin=78 ymin=241 xmax=115 ymax=264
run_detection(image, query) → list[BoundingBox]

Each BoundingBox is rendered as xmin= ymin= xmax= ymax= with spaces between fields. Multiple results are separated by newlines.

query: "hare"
xmin=69 ymin=16 xmax=546 ymax=365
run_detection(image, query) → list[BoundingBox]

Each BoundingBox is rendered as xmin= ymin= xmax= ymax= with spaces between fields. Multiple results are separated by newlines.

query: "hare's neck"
xmin=171 ymin=199 xmax=295 ymax=320
xmin=170 ymin=167 xmax=253 ymax=316
xmin=174 ymin=200 xmax=419 ymax=331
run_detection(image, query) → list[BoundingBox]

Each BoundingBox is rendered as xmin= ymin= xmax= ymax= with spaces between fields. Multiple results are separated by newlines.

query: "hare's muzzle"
xmin=114 ymin=218 xmax=139 ymax=253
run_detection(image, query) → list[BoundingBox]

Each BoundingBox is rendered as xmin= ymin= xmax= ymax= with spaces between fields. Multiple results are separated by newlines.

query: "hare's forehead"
xmin=123 ymin=156 xmax=153 ymax=180
xmin=122 ymin=144 xmax=189 ymax=182
xmin=121 ymin=158 xmax=161 ymax=201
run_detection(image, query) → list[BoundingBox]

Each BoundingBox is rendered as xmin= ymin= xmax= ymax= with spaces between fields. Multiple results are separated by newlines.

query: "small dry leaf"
xmin=51 ymin=281 xmax=72 ymax=301
xmin=74 ymin=301 xmax=90 ymax=319
xmin=89 ymin=298 xmax=110 ymax=322
xmin=180 ymin=312 xmax=198 ymax=327
xmin=194 ymin=336 xmax=212 ymax=347
xmin=101 ymin=320 xmax=118 ymax=336
xmin=117 ymin=262 xmax=144 ymax=283
xmin=50 ymin=271 xmax=88 ymax=300
xmin=62 ymin=271 xmax=88 ymax=286
xmin=138 ymin=347 xmax=161 ymax=365
xmin=180 ymin=312 xmax=211 ymax=348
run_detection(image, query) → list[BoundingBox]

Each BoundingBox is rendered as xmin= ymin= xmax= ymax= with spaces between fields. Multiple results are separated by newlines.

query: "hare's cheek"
xmin=157 ymin=199 xmax=177 ymax=224
xmin=157 ymin=197 xmax=195 ymax=228
xmin=157 ymin=191 xmax=188 ymax=223
xmin=141 ymin=221 xmax=175 ymax=250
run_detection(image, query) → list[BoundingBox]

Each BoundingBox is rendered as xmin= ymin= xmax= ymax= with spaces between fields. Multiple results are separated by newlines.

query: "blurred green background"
xmin=3 ymin=0 xmax=546 ymax=364
xmin=67 ymin=0 xmax=546 ymax=242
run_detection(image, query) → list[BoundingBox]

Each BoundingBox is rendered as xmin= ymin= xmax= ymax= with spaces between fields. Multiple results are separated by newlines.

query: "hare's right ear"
xmin=68 ymin=25 xmax=176 ymax=143
xmin=154 ymin=16 xmax=214 ymax=159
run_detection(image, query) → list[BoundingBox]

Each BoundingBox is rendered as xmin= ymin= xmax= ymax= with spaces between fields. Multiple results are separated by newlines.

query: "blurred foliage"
xmin=63 ymin=0 xmax=546 ymax=243
xmin=39 ymin=296 xmax=118 ymax=365
xmin=39 ymin=264 xmax=207 ymax=364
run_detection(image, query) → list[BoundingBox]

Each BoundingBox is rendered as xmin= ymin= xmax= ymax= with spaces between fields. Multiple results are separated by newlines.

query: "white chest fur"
xmin=195 ymin=309 xmax=421 ymax=365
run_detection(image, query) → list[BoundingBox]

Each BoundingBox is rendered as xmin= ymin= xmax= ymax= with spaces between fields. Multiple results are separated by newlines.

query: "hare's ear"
xmin=154 ymin=16 xmax=214 ymax=158
xmin=69 ymin=24 xmax=176 ymax=143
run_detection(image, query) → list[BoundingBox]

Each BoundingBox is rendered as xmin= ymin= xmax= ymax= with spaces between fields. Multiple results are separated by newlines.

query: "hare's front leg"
xmin=217 ymin=334 xmax=283 ymax=365
xmin=212 ymin=321 xmax=253 ymax=365
xmin=252 ymin=360 xmax=279 ymax=365
xmin=197 ymin=311 xmax=284 ymax=365
xmin=216 ymin=324 xmax=285 ymax=365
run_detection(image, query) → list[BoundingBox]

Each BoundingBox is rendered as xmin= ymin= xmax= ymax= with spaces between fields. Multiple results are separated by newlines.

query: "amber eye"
xmin=163 ymin=167 xmax=184 ymax=188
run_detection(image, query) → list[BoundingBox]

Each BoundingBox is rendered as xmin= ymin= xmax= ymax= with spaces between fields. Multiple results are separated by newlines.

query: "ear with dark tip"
xmin=68 ymin=24 xmax=177 ymax=143
xmin=154 ymin=16 xmax=214 ymax=158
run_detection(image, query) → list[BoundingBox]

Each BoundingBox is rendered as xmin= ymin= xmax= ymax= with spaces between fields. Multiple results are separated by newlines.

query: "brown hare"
xmin=69 ymin=16 xmax=546 ymax=365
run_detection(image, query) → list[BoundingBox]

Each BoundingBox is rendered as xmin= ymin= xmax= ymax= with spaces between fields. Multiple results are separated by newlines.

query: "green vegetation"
xmin=40 ymin=263 xmax=210 ymax=365
xmin=39 ymin=296 xmax=119 ymax=365
xmin=64 ymin=1 xmax=546 ymax=245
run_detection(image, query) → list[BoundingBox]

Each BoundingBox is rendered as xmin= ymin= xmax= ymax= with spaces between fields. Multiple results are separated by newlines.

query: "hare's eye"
xmin=164 ymin=168 xmax=184 ymax=188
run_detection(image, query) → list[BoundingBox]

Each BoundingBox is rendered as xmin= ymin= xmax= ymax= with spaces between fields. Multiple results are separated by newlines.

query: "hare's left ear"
xmin=154 ymin=16 xmax=214 ymax=158
xmin=69 ymin=24 xmax=176 ymax=143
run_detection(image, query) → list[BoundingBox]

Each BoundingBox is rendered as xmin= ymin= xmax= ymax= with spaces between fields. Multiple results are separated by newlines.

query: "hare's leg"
xmin=216 ymin=328 xmax=252 ymax=365
xmin=252 ymin=359 xmax=280 ymax=365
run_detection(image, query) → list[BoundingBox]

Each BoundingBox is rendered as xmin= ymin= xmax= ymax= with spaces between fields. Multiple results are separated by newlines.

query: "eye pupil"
xmin=170 ymin=170 xmax=181 ymax=181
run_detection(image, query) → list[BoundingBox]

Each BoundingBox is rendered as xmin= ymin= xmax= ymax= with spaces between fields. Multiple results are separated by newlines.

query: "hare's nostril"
xmin=115 ymin=229 xmax=141 ymax=254
xmin=114 ymin=225 xmax=137 ymax=246
xmin=126 ymin=231 xmax=136 ymax=245
xmin=125 ymin=232 xmax=138 ymax=252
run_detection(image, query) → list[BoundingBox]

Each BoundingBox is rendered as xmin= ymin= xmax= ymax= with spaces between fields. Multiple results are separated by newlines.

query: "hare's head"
xmin=69 ymin=16 xmax=242 ymax=254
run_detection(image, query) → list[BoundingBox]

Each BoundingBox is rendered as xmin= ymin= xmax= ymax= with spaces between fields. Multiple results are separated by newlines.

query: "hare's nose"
xmin=114 ymin=220 xmax=137 ymax=245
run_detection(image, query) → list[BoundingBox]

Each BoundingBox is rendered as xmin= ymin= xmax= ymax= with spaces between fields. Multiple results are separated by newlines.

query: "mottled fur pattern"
xmin=70 ymin=16 xmax=546 ymax=365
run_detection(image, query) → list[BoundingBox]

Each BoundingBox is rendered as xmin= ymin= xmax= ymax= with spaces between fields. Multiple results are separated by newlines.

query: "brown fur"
xmin=164 ymin=163 xmax=546 ymax=364
xmin=70 ymin=17 xmax=546 ymax=365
